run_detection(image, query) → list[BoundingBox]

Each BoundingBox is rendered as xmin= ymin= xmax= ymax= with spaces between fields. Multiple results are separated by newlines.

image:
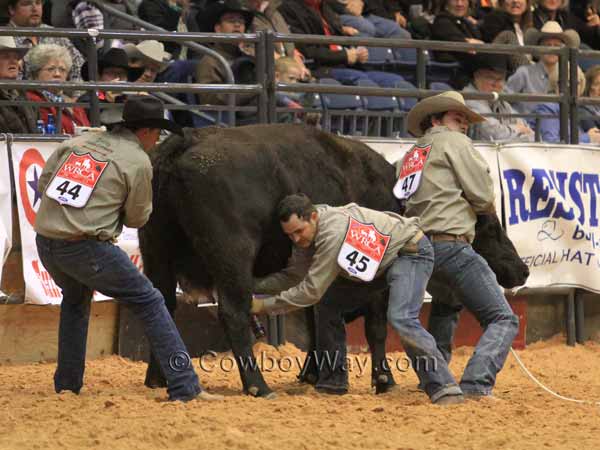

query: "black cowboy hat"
xmin=113 ymin=95 xmax=183 ymax=135
xmin=81 ymin=47 xmax=144 ymax=82
xmin=196 ymin=0 xmax=254 ymax=33
xmin=466 ymin=53 xmax=509 ymax=78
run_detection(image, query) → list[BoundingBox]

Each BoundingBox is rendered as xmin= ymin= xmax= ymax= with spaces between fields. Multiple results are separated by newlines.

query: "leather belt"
xmin=400 ymin=229 xmax=424 ymax=254
xmin=427 ymin=233 xmax=468 ymax=243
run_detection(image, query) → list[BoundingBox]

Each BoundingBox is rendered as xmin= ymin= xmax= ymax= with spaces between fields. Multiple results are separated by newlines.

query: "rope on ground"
xmin=510 ymin=347 xmax=600 ymax=406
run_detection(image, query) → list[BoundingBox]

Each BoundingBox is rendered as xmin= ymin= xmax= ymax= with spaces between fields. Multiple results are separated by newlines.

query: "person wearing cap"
xmin=0 ymin=35 xmax=37 ymax=133
xmin=34 ymin=95 xmax=222 ymax=402
xmin=250 ymin=193 xmax=464 ymax=404
xmin=463 ymin=53 xmax=534 ymax=142
xmin=506 ymin=21 xmax=580 ymax=114
xmin=402 ymin=91 xmax=519 ymax=400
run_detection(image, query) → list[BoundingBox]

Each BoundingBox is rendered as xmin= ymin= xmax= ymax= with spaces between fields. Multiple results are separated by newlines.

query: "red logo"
xmin=399 ymin=144 xmax=431 ymax=179
xmin=18 ymin=148 xmax=46 ymax=227
xmin=55 ymin=153 xmax=109 ymax=188
xmin=346 ymin=218 xmax=391 ymax=260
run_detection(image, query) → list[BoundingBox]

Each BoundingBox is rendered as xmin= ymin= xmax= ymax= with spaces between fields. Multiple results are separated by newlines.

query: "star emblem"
xmin=27 ymin=166 xmax=42 ymax=207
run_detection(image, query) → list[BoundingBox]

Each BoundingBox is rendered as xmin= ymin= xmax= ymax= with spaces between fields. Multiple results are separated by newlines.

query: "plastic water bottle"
xmin=250 ymin=315 xmax=266 ymax=340
xmin=45 ymin=114 xmax=56 ymax=135
xmin=36 ymin=119 xmax=45 ymax=134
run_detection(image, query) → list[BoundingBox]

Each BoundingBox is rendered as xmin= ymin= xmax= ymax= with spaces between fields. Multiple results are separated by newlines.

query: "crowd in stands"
xmin=2 ymin=0 xmax=600 ymax=143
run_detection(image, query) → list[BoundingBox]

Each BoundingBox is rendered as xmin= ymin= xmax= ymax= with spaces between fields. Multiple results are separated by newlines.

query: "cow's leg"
xmin=363 ymin=292 xmax=396 ymax=394
xmin=139 ymin=229 xmax=178 ymax=389
xmin=218 ymin=290 xmax=274 ymax=398
xmin=297 ymin=307 xmax=319 ymax=385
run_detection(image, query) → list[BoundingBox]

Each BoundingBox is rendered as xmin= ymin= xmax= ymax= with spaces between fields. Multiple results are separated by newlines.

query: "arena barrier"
xmin=3 ymin=136 xmax=600 ymax=306
xmin=0 ymin=136 xmax=12 ymax=290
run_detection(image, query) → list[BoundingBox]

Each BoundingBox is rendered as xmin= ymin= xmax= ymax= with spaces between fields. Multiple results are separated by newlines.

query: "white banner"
xmin=0 ymin=138 xmax=12 ymax=289
xmin=10 ymin=140 xmax=142 ymax=305
xmin=499 ymin=143 xmax=600 ymax=293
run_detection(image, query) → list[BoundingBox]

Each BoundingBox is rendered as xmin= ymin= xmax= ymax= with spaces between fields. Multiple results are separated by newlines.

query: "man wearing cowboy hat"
xmin=400 ymin=91 xmax=520 ymax=400
xmin=0 ymin=35 xmax=36 ymax=133
xmin=463 ymin=53 xmax=534 ymax=142
xmin=506 ymin=21 xmax=580 ymax=114
xmin=34 ymin=95 xmax=223 ymax=402
xmin=77 ymin=48 xmax=145 ymax=112
xmin=194 ymin=0 xmax=258 ymax=108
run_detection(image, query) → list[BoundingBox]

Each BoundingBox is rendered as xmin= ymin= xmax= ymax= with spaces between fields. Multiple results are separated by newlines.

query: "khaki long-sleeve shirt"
xmin=402 ymin=126 xmax=494 ymax=242
xmin=254 ymin=203 xmax=421 ymax=314
xmin=35 ymin=127 xmax=153 ymax=241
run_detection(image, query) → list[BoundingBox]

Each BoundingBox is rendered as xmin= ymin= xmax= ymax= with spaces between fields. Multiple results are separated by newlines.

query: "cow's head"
xmin=472 ymin=214 xmax=530 ymax=289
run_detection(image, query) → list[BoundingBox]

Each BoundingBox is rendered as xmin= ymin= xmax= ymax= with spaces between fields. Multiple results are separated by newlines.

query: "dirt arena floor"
xmin=1 ymin=335 xmax=599 ymax=450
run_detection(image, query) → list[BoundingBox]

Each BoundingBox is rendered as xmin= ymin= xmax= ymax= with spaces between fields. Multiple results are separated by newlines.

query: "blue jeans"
xmin=427 ymin=296 xmax=462 ymax=363
xmin=427 ymin=241 xmax=519 ymax=395
xmin=386 ymin=237 xmax=461 ymax=402
xmin=36 ymin=234 xmax=201 ymax=401
xmin=329 ymin=68 xmax=405 ymax=88
xmin=339 ymin=14 xmax=415 ymax=61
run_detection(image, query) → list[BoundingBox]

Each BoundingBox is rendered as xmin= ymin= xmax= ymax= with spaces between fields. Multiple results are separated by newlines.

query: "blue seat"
xmin=427 ymin=60 xmax=461 ymax=84
xmin=429 ymin=81 xmax=453 ymax=91
xmin=318 ymin=78 xmax=364 ymax=134
xmin=357 ymin=79 xmax=398 ymax=111
xmin=318 ymin=78 xmax=363 ymax=110
xmin=394 ymin=79 xmax=418 ymax=112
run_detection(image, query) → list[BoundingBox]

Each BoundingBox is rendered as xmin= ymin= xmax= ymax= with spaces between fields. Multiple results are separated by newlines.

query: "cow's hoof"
xmin=373 ymin=374 xmax=396 ymax=395
xmin=144 ymin=375 xmax=168 ymax=389
xmin=297 ymin=373 xmax=318 ymax=385
xmin=247 ymin=385 xmax=276 ymax=399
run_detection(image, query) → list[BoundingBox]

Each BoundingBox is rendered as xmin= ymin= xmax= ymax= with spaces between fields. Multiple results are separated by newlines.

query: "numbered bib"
xmin=393 ymin=144 xmax=431 ymax=200
xmin=46 ymin=152 xmax=109 ymax=208
xmin=337 ymin=218 xmax=391 ymax=282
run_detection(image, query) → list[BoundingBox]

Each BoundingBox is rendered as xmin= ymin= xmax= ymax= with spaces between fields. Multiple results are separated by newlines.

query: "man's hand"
xmin=395 ymin=12 xmax=407 ymax=28
xmin=342 ymin=26 xmax=359 ymax=36
xmin=346 ymin=47 xmax=358 ymax=65
xmin=515 ymin=122 xmax=534 ymax=136
xmin=356 ymin=46 xmax=369 ymax=63
xmin=588 ymin=127 xmax=600 ymax=143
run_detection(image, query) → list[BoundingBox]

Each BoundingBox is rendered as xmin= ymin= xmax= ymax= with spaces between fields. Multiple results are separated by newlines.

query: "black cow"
xmin=139 ymin=124 xmax=400 ymax=397
xmin=139 ymin=124 xmax=529 ymax=397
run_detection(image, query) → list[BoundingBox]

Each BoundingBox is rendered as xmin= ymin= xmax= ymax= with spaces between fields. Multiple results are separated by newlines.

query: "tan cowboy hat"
xmin=0 ymin=35 xmax=29 ymax=58
xmin=524 ymin=21 xmax=580 ymax=48
xmin=123 ymin=40 xmax=172 ymax=72
xmin=406 ymin=91 xmax=485 ymax=137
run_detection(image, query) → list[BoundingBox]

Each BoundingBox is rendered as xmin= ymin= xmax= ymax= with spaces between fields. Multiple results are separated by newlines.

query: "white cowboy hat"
xmin=406 ymin=91 xmax=485 ymax=137
xmin=0 ymin=35 xmax=29 ymax=58
xmin=524 ymin=21 xmax=580 ymax=48
xmin=123 ymin=40 xmax=172 ymax=72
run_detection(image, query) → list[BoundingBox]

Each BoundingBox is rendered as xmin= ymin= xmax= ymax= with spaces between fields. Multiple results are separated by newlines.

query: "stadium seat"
xmin=427 ymin=60 xmax=461 ymax=85
xmin=429 ymin=81 xmax=453 ymax=91
xmin=357 ymin=78 xmax=398 ymax=111
xmin=393 ymin=79 xmax=418 ymax=112
xmin=318 ymin=78 xmax=364 ymax=135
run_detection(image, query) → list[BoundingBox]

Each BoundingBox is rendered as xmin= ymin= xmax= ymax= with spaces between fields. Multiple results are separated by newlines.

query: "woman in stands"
xmin=579 ymin=65 xmax=600 ymax=133
xmin=533 ymin=0 xmax=600 ymax=49
xmin=24 ymin=44 xmax=90 ymax=134
xmin=431 ymin=0 xmax=484 ymax=63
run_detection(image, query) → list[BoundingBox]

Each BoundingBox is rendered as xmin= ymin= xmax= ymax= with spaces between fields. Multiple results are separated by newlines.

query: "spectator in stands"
xmin=4 ymin=0 xmax=85 ymax=82
xmin=194 ymin=0 xmax=258 ymax=118
xmin=68 ymin=0 xmax=139 ymax=51
xmin=506 ymin=21 xmax=580 ymax=114
xmin=480 ymin=0 xmax=534 ymax=70
xmin=533 ymin=0 xmax=600 ymax=49
xmin=579 ymin=65 xmax=600 ymax=132
xmin=24 ymin=44 xmax=90 ymax=133
xmin=431 ymin=0 xmax=484 ymax=63
xmin=138 ymin=0 xmax=190 ymax=59
xmin=77 ymin=48 xmax=144 ymax=118
xmin=274 ymin=56 xmax=321 ymax=124
xmin=0 ymin=36 xmax=37 ymax=133
xmin=532 ymin=64 xmax=600 ymax=143
xmin=331 ymin=0 xmax=415 ymax=61
xmin=463 ymin=53 xmax=534 ymax=141
xmin=278 ymin=0 xmax=406 ymax=88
